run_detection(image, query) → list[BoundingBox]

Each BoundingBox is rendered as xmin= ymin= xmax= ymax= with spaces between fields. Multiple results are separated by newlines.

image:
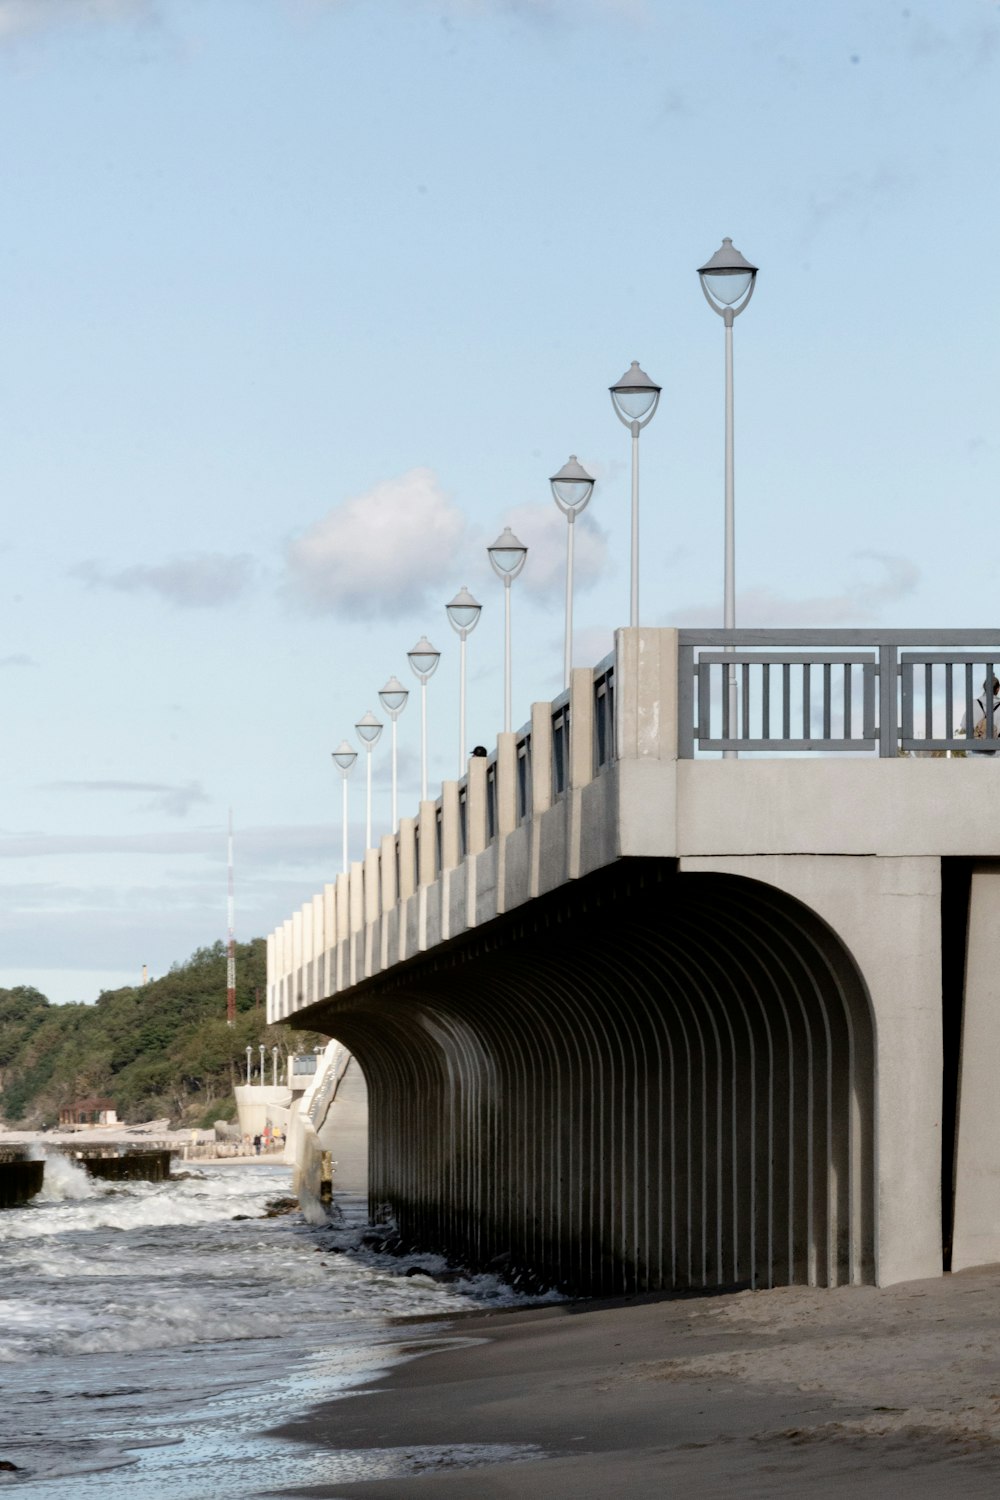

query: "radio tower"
xmin=226 ymin=809 xmax=236 ymax=1026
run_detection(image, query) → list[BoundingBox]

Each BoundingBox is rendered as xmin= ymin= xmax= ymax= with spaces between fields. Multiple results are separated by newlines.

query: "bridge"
xmin=268 ymin=628 xmax=1000 ymax=1296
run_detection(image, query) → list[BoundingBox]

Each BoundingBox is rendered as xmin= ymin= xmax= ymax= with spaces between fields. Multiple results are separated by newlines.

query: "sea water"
xmin=0 ymin=1153 xmax=544 ymax=1495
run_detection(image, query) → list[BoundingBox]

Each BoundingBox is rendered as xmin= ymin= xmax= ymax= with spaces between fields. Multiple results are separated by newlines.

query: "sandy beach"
xmin=268 ymin=1264 xmax=1000 ymax=1498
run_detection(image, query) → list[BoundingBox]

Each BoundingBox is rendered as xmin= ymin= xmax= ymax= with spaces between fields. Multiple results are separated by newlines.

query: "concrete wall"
xmin=267 ymin=628 xmax=1000 ymax=1292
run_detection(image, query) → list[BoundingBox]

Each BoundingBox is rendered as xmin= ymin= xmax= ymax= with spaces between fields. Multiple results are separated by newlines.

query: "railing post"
xmin=677 ymin=640 xmax=695 ymax=758
xmin=570 ymin=667 xmax=595 ymax=789
xmin=466 ymin=754 xmax=488 ymax=855
xmin=418 ymin=801 xmax=437 ymax=887
xmin=440 ymin=781 xmax=461 ymax=871
xmin=879 ymin=642 xmax=899 ymax=757
xmin=531 ymin=702 xmax=553 ymax=818
xmin=496 ymin=732 xmax=517 ymax=836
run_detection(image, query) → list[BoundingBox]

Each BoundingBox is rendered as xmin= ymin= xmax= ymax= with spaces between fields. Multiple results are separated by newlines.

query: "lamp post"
xmin=487 ymin=528 xmax=528 ymax=733
xmin=271 ymin=1045 xmax=279 ymax=1087
xmin=378 ymin=677 xmax=409 ymax=829
xmin=354 ymin=709 xmax=383 ymax=851
xmin=331 ymin=740 xmax=357 ymax=874
xmin=550 ymin=456 xmax=595 ymax=689
xmin=245 ymin=1045 xmax=252 ymax=1085
xmin=698 ymin=237 xmax=758 ymax=757
xmin=407 ymin=637 xmax=441 ymax=801
xmin=609 ymin=361 xmax=660 ymax=629
xmin=445 ymin=587 xmax=482 ymax=773
xmin=258 ymin=1044 xmax=265 ymax=1084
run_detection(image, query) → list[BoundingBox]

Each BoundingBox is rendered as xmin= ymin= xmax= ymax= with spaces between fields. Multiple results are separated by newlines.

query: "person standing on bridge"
xmin=958 ymin=675 xmax=1000 ymax=749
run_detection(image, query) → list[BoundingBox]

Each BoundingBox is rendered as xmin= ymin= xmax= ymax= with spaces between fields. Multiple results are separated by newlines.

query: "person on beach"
xmin=253 ymin=1133 xmax=261 ymax=1155
xmin=958 ymin=675 xmax=1000 ymax=751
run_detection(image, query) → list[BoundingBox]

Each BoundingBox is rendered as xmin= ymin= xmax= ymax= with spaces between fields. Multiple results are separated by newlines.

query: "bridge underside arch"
xmin=299 ymin=860 xmax=876 ymax=1295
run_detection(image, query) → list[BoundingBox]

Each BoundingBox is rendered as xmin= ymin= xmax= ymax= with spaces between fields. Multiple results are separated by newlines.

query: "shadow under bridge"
xmin=295 ymin=859 xmax=876 ymax=1296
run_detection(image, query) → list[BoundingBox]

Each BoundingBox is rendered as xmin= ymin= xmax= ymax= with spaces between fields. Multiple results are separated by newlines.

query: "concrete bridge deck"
xmin=268 ymin=627 xmax=1000 ymax=1295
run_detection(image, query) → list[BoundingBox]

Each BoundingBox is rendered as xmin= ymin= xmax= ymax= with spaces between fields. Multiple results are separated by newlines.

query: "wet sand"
xmin=267 ymin=1264 xmax=1000 ymax=1498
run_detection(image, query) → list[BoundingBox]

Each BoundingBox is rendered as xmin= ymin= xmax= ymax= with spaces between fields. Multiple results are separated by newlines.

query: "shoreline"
xmin=265 ymin=1265 xmax=1000 ymax=1498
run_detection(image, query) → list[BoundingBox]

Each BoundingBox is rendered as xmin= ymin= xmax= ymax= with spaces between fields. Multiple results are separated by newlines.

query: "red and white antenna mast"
xmin=226 ymin=808 xmax=236 ymax=1026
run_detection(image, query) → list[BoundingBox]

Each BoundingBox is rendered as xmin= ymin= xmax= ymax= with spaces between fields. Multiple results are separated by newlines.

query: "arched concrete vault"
xmin=298 ymin=859 xmax=876 ymax=1295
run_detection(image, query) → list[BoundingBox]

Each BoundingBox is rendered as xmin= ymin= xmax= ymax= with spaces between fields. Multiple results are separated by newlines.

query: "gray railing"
xmin=678 ymin=631 xmax=1000 ymax=757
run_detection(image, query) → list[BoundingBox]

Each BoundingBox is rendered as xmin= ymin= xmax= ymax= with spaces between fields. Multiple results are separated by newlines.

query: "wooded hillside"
xmin=0 ymin=940 xmax=326 ymax=1129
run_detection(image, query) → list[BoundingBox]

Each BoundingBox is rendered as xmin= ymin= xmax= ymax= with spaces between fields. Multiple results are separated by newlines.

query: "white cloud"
xmin=673 ymin=552 xmax=920 ymax=628
xmin=0 ymin=652 xmax=35 ymax=668
xmin=72 ymin=552 xmax=256 ymax=607
xmin=42 ymin=779 xmax=210 ymax=819
xmin=499 ymin=500 xmax=610 ymax=604
xmin=283 ymin=467 xmax=468 ymax=619
xmin=0 ymin=0 xmax=155 ymax=41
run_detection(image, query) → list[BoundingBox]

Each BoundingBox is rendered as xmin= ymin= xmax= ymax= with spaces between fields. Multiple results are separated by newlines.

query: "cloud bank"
xmin=674 ymin=552 xmax=920 ymax=628
xmin=284 ymin=467 xmax=468 ymax=619
xmin=72 ymin=552 xmax=256 ymax=608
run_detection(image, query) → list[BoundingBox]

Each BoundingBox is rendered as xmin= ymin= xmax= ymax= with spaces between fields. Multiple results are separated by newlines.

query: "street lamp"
xmin=354 ymin=709 xmax=383 ymax=852
xmin=407 ymin=637 xmax=441 ymax=801
xmin=245 ymin=1045 xmax=252 ymax=1085
xmin=378 ymin=676 xmax=409 ymax=830
xmin=698 ymin=236 xmax=758 ymax=756
xmin=331 ymin=740 xmax=357 ymax=875
xmin=271 ymin=1044 xmax=279 ymax=1087
xmin=445 ymin=586 xmax=482 ymax=773
xmin=609 ymin=361 xmax=660 ymax=629
xmin=487 ymin=528 xmax=528 ymax=733
xmin=550 ymin=456 xmax=595 ymax=689
xmin=258 ymin=1043 xmax=265 ymax=1084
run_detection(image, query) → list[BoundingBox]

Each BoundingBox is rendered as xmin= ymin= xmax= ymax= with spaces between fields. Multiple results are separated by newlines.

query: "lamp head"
xmin=446 ymin=585 xmax=482 ymax=635
xmin=354 ymin=709 xmax=383 ymax=747
xmin=407 ymin=636 xmax=441 ymax=681
xmin=609 ymin=361 xmax=661 ymax=428
xmin=487 ymin=527 xmax=528 ymax=581
xmin=698 ymin=237 xmax=758 ymax=314
xmin=378 ymin=676 xmax=409 ymax=717
xmin=550 ymin=455 xmax=595 ymax=517
xmin=331 ymin=739 xmax=358 ymax=774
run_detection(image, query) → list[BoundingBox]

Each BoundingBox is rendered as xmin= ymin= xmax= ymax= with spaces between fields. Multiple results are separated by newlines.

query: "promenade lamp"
xmin=698 ymin=236 xmax=758 ymax=758
xmin=378 ymin=676 xmax=409 ymax=830
xmin=609 ymin=361 xmax=660 ymax=629
xmin=550 ymin=456 xmax=595 ymax=689
xmin=354 ymin=709 xmax=384 ymax=852
xmin=446 ymin=586 xmax=482 ymax=774
xmin=487 ymin=528 xmax=528 ymax=733
xmin=245 ymin=1045 xmax=252 ymax=1085
xmin=271 ymin=1044 xmax=279 ymax=1087
xmin=407 ymin=637 xmax=441 ymax=802
xmin=258 ymin=1043 xmax=265 ymax=1084
xmin=331 ymin=740 xmax=357 ymax=875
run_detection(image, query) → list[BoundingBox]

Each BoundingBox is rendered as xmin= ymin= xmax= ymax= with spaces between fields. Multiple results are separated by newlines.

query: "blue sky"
xmin=0 ymin=0 xmax=997 ymax=1004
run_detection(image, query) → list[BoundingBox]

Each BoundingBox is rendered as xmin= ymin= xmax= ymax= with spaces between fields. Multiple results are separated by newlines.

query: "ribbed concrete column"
xmin=291 ymin=910 xmax=303 ymax=1012
xmin=953 ymin=863 xmax=1000 ymax=1270
xmin=398 ymin=818 xmax=417 ymax=900
xmin=335 ymin=874 xmax=350 ymax=993
xmin=380 ymin=835 xmax=398 ymax=911
xmin=323 ymin=883 xmax=336 ymax=997
xmin=418 ymin=801 xmax=438 ymax=887
xmin=466 ymin=755 xmax=488 ymax=856
xmin=282 ymin=919 xmax=293 ymax=1019
xmin=569 ymin=667 xmax=595 ymax=790
xmin=496 ymin=733 xmax=517 ymax=836
xmin=615 ymin=626 xmax=679 ymax=759
xmin=531 ymin=702 xmax=553 ymax=817
xmin=349 ymin=860 xmax=364 ymax=986
xmin=440 ymin=782 xmax=461 ymax=871
xmin=364 ymin=848 xmax=381 ymax=978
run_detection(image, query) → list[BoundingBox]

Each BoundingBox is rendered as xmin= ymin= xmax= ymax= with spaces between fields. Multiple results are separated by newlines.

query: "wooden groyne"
xmin=0 ymin=1153 xmax=44 ymax=1208
xmin=71 ymin=1148 xmax=174 ymax=1183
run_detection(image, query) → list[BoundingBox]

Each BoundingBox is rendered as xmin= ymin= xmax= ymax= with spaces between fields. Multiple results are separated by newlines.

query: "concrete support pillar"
xmin=569 ymin=666 xmax=595 ymax=790
xmin=398 ymin=818 xmax=417 ymax=900
xmin=282 ymin=919 xmax=293 ymax=1019
xmin=496 ymin=732 xmax=517 ymax=836
xmin=531 ymin=702 xmax=553 ymax=818
xmin=466 ymin=754 xmax=488 ymax=856
xmin=364 ymin=848 xmax=381 ymax=978
xmin=349 ymin=860 xmax=364 ymax=986
xmin=440 ymin=782 xmax=461 ymax=872
xmin=418 ymin=801 xmax=438 ymax=887
xmin=291 ymin=910 xmax=303 ymax=1013
xmin=323 ymin=883 xmax=336 ymax=997
xmin=335 ymin=874 xmax=350 ymax=993
xmin=952 ymin=863 xmax=1000 ymax=1271
xmin=301 ymin=901 xmax=313 ymax=1007
xmin=615 ymin=626 xmax=679 ymax=760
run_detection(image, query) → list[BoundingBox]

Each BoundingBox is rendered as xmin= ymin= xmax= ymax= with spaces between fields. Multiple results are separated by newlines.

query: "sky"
xmin=0 ymin=0 xmax=998 ymax=1005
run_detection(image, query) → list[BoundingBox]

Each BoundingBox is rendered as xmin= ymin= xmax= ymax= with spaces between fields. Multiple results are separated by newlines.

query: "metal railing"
xmin=678 ymin=631 xmax=1000 ymax=757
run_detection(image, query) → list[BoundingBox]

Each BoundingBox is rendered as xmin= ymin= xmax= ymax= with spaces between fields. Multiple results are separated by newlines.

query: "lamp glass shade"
xmin=609 ymin=361 xmax=661 ymax=425
xmin=446 ymin=586 xmax=482 ymax=633
xmin=550 ymin=455 xmax=595 ymax=513
xmin=407 ymin=636 xmax=441 ymax=679
xmin=701 ymin=268 xmax=753 ymax=305
xmin=331 ymin=740 xmax=357 ymax=772
xmin=378 ymin=676 xmax=409 ymax=715
xmin=488 ymin=528 xmax=528 ymax=577
xmin=354 ymin=710 xmax=383 ymax=745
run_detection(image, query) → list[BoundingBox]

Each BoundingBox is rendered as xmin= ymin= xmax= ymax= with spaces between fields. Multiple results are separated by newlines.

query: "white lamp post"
xmin=245 ymin=1045 xmax=252 ymax=1085
xmin=609 ymin=361 xmax=660 ymax=629
xmin=354 ymin=709 xmax=383 ymax=852
xmin=407 ymin=637 xmax=441 ymax=801
xmin=487 ymin=528 xmax=528 ymax=733
xmin=271 ymin=1045 xmax=279 ymax=1087
xmin=698 ymin=236 xmax=758 ymax=757
xmin=550 ymin=456 xmax=595 ymax=689
xmin=258 ymin=1044 xmax=265 ymax=1083
xmin=378 ymin=676 xmax=409 ymax=830
xmin=445 ymin=587 xmax=482 ymax=773
xmin=331 ymin=740 xmax=357 ymax=874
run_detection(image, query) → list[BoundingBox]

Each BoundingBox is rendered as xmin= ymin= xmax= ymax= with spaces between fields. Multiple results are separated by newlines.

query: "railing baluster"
xmin=762 ymin=663 xmax=771 ymax=742
xmin=803 ymin=662 xmax=811 ymax=741
xmin=742 ymin=661 xmax=750 ymax=740
xmin=924 ymin=661 xmax=932 ymax=742
xmin=783 ymin=663 xmax=790 ymax=741
xmin=822 ymin=663 xmax=831 ymax=741
xmin=844 ymin=661 xmax=852 ymax=740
